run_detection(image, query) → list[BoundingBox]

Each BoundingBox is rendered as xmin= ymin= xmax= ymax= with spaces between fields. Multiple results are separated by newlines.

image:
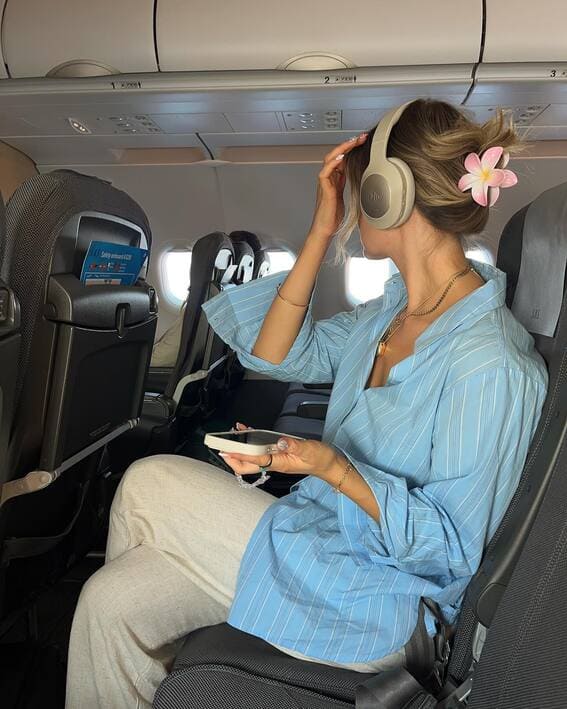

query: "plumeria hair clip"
xmin=458 ymin=146 xmax=518 ymax=207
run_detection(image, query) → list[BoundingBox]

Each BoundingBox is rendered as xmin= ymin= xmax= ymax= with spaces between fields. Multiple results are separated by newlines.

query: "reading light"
xmin=68 ymin=118 xmax=91 ymax=134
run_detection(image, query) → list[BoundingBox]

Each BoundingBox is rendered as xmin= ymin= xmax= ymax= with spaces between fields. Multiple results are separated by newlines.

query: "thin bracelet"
xmin=333 ymin=461 xmax=356 ymax=494
xmin=276 ymin=284 xmax=309 ymax=308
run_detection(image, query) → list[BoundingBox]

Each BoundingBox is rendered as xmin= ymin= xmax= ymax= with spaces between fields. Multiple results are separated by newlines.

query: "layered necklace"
xmin=376 ymin=265 xmax=477 ymax=358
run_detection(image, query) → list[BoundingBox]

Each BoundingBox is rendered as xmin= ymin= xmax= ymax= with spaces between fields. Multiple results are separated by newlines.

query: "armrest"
xmin=303 ymin=382 xmax=333 ymax=390
xmin=296 ymin=401 xmax=328 ymax=420
xmin=142 ymin=392 xmax=176 ymax=422
xmin=146 ymin=367 xmax=172 ymax=394
xmin=286 ymin=382 xmax=333 ymax=396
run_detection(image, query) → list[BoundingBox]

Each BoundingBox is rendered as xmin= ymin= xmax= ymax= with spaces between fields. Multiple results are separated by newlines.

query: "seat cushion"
xmin=274 ymin=414 xmax=324 ymax=441
xmin=153 ymin=623 xmax=374 ymax=709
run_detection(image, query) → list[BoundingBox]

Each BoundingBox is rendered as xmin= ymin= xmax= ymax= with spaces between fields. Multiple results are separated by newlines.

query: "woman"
xmin=66 ymin=99 xmax=548 ymax=708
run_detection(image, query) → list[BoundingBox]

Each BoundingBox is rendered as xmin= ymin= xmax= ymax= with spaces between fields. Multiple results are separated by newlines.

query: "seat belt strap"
xmin=404 ymin=598 xmax=451 ymax=691
xmin=404 ymin=599 xmax=436 ymax=681
xmin=0 ymin=418 xmax=137 ymax=508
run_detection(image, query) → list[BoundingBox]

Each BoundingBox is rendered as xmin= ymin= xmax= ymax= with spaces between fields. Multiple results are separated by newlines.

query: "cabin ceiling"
xmin=0 ymin=68 xmax=566 ymax=165
xmin=0 ymin=0 xmax=566 ymax=164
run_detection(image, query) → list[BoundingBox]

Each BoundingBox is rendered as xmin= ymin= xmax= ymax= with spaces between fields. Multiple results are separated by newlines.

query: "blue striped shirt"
xmin=201 ymin=258 xmax=548 ymax=663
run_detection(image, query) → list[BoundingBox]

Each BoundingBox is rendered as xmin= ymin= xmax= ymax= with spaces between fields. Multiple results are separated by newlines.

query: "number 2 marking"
xmin=323 ymin=75 xmax=357 ymax=85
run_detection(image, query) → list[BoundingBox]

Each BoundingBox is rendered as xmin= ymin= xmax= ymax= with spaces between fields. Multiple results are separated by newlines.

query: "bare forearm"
xmin=251 ymin=232 xmax=331 ymax=365
xmin=318 ymin=454 xmax=381 ymax=523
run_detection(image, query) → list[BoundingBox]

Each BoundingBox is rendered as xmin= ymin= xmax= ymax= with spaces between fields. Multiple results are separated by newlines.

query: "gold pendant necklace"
xmin=376 ymin=265 xmax=476 ymax=358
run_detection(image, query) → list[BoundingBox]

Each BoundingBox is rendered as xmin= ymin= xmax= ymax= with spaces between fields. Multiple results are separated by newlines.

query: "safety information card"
xmin=80 ymin=240 xmax=148 ymax=286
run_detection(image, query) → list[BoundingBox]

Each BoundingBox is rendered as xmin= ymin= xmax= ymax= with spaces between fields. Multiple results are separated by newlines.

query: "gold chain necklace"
xmin=376 ymin=265 xmax=476 ymax=358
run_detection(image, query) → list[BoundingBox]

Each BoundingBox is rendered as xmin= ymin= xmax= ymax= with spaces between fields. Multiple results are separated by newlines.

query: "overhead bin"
xmin=483 ymin=1 xmax=567 ymax=63
xmin=467 ymin=0 xmax=567 ymax=141
xmin=0 ymin=0 xmax=8 ymax=79
xmin=156 ymin=0 xmax=482 ymax=72
xmin=2 ymin=0 xmax=158 ymax=78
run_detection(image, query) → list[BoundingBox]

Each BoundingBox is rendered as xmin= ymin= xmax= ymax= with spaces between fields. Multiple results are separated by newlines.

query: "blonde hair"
xmin=334 ymin=99 xmax=525 ymax=264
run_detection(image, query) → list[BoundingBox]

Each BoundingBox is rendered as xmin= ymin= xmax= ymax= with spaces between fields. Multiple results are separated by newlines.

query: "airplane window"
xmin=346 ymin=247 xmax=494 ymax=305
xmin=266 ymin=249 xmax=296 ymax=273
xmin=162 ymin=249 xmax=192 ymax=305
xmin=465 ymin=246 xmax=495 ymax=265
xmin=346 ymin=257 xmax=396 ymax=305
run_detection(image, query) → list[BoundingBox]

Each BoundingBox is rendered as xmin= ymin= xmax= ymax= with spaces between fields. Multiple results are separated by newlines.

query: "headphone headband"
xmin=367 ymin=101 xmax=414 ymax=166
xmin=360 ymin=100 xmax=416 ymax=230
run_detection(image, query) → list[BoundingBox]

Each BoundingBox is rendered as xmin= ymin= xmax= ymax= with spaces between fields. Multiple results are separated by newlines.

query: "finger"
xmin=323 ymin=133 xmax=368 ymax=162
xmin=220 ymin=451 xmax=271 ymax=466
xmin=318 ymin=150 xmax=351 ymax=183
xmin=322 ymin=133 xmax=368 ymax=165
xmin=275 ymin=436 xmax=304 ymax=455
xmin=320 ymin=160 xmax=347 ymax=182
xmin=221 ymin=455 xmax=264 ymax=476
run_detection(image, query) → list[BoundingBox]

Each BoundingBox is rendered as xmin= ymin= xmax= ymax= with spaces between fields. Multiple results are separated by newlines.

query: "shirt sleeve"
xmin=201 ymin=270 xmax=368 ymax=384
xmin=335 ymin=367 xmax=547 ymax=581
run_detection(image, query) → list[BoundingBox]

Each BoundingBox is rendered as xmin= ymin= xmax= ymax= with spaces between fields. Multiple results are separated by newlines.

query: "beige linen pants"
xmin=65 ymin=454 xmax=405 ymax=708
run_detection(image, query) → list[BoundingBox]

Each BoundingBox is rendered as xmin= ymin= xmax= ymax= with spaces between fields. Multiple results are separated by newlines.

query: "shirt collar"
xmin=380 ymin=258 xmax=507 ymax=353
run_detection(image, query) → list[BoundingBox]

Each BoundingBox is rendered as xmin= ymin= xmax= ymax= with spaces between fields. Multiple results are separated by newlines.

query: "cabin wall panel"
xmin=40 ymin=155 xmax=567 ymax=337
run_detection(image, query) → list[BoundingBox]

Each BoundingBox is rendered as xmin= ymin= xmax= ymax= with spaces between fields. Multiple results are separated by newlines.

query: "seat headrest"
xmin=189 ymin=232 xmax=235 ymax=293
xmin=229 ymin=230 xmax=262 ymax=253
xmin=254 ymin=248 xmax=271 ymax=279
xmin=497 ymin=181 xmax=567 ymax=341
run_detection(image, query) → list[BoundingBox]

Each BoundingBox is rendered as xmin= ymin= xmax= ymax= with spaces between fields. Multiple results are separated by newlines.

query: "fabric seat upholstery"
xmin=0 ymin=196 xmax=20 ymax=502
xmin=0 ymin=170 xmax=157 ymax=626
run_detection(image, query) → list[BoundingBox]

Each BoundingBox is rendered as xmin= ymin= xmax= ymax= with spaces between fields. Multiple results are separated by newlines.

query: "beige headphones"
xmin=359 ymin=100 xmax=416 ymax=230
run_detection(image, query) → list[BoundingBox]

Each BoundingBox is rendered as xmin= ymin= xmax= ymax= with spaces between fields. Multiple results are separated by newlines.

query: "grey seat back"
xmin=231 ymin=238 xmax=255 ymax=286
xmin=165 ymin=232 xmax=236 ymax=404
xmin=1 ymin=171 xmax=157 ymax=572
xmin=0 ymin=197 xmax=20 ymax=495
xmin=448 ymin=182 xmax=567 ymax=687
xmin=5 ymin=170 xmax=157 ymax=479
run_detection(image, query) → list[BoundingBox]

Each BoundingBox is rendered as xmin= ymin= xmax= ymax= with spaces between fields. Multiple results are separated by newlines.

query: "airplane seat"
xmin=254 ymin=247 xmax=271 ymax=279
xmin=216 ymin=233 xmax=260 ymax=397
xmin=270 ymin=387 xmax=332 ymax=444
xmin=0 ymin=195 xmax=21 ymax=522
xmin=230 ymin=236 xmax=255 ymax=285
xmin=173 ymin=235 xmax=243 ymax=421
xmin=148 ymin=239 xmax=237 ymax=389
xmin=277 ymin=390 xmax=331 ymax=419
xmin=154 ymin=182 xmax=567 ymax=709
xmin=109 ymin=233 xmax=237 ymax=470
xmin=0 ymin=170 xmax=157 ymax=617
xmin=444 ymin=182 xmax=567 ymax=698
xmin=228 ymin=230 xmax=271 ymax=280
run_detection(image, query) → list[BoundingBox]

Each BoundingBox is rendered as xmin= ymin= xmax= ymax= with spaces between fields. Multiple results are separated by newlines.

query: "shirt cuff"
xmin=332 ymin=444 xmax=393 ymax=564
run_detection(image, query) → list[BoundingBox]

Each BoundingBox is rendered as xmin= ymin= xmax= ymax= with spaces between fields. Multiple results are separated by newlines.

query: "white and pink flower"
xmin=458 ymin=146 xmax=518 ymax=207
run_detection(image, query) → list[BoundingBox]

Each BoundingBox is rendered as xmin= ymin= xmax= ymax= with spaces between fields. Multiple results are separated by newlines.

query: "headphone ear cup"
xmin=388 ymin=158 xmax=415 ymax=227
